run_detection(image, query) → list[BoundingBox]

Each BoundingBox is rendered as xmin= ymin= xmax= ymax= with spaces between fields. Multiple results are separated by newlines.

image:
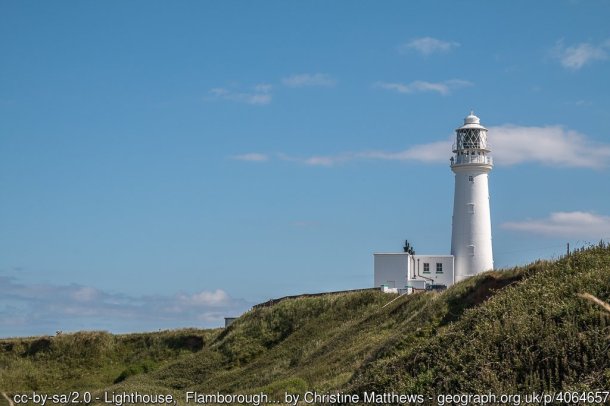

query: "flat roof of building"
xmin=374 ymin=253 xmax=454 ymax=257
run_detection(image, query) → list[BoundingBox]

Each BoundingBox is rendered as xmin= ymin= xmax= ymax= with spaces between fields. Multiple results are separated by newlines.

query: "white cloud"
xmin=235 ymin=125 xmax=610 ymax=169
xmin=177 ymin=289 xmax=230 ymax=307
xmin=276 ymin=152 xmax=352 ymax=166
xmin=374 ymin=125 xmax=610 ymax=168
xmin=360 ymin=141 xmax=452 ymax=164
xmin=490 ymin=125 xmax=610 ymax=168
xmin=0 ymin=277 xmax=250 ymax=336
xmin=302 ymin=156 xmax=340 ymax=166
xmin=275 ymin=152 xmax=333 ymax=166
xmin=400 ymin=37 xmax=460 ymax=55
xmin=375 ymin=79 xmax=472 ymax=96
xmin=502 ymin=211 xmax=610 ymax=239
xmin=72 ymin=286 xmax=100 ymax=302
xmin=282 ymin=73 xmax=336 ymax=88
xmin=253 ymin=83 xmax=273 ymax=93
xmin=552 ymin=39 xmax=610 ymax=70
xmin=232 ymin=153 xmax=269 ymax=162
xmin=281 ymin=140 xmax=452 ymax=167
xmin=271 ymin=141 xmax=452 ymax=167
xmin=208 ymin=85 xmax=272 ymax=105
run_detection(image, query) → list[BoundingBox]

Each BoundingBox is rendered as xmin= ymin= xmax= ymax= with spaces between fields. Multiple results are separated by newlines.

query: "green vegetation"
xmin=349 ymin=243 xmax=610 ymax=394
xmin=0 ymin=329 xmax=218 ymax=393
xmin=1 ymin=243 xmax=609 ymax=403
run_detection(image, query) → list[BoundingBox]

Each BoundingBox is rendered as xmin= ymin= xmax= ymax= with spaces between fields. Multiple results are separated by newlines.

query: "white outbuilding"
xmin=374 ymin=112 xmax=494 ymax=292
xmin=374 ymin=253 xmax=454 ymax=293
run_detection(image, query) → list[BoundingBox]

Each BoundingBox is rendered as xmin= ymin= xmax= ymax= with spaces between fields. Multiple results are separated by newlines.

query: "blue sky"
xmin=1 ymin=0 xmax=609 ymax=337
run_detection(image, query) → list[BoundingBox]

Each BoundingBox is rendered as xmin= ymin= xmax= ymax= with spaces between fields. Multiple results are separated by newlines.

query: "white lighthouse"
xmin=450 ymin=111 xmax=494 ymax=282
xmin=373 ymin=111 xmax=495 ymax=293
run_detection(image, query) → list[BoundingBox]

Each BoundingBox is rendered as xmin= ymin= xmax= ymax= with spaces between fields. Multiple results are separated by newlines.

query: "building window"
xmin=469 ymin=245 xmax=475 ymax=256
xmin=468 ymin=203 xmax=475 ymax=213
xmin=423 ymin=263 xmax=430 ymax=273
xmin=436 ymin=263 xmax=443 ymax=273
xmin=468 ymin=175 xmax=474 ymax=182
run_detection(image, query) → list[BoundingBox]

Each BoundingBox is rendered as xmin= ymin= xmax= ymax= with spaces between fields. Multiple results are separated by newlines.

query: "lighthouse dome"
xmin=458 ymin=111 xmax=487 ymax=130
xmin=464 ymin=111 xmax=480 ymax=125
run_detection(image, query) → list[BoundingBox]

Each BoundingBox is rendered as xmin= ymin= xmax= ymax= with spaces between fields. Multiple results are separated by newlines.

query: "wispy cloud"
xmin=234 ymin=125 xmax=610 ymax=169
xmin=551 ymin=39 xmax=610 ymax=70
xmin=281 ymin=73 xmax=336 ymax=88
xmin=207 ymin=73 xmax=336 ymax=105
xmin=0 ymin=277 xmax=250 ymax=336
xmin=275 ymin=141 xmax=451 ymax=167
xmin=502 ymin=211 xmax=610 ymax=239
xmin=375 ymin=79 xmax=472 ymax=96
xmin=400 ymin=37 xmax=460 ymax=55
xmin=208 ymin=83 xmax=272 ymax=105
xmin=490 ymin=125 xmax=610 ymax=168
xmin=278 ymin=152 xmax=352 ymax=167
xmin=253 ymin=83 xmax=273 ymax=93
xmin=232 ymin=153 xmax=269 ymax=162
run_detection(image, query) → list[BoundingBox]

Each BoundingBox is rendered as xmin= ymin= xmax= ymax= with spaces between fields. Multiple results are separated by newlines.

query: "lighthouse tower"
xmin=450 ymin=112 xmax=494 ymax=282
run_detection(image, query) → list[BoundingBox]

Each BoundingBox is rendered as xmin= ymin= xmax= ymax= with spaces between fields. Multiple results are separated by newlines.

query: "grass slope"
xmin=1 ymin=244 xmax=609 ymax=402
xmin=349 ymin=244 xmax=610 ymax=394
xmin=0 ymin=329 xmax=219 ymax=393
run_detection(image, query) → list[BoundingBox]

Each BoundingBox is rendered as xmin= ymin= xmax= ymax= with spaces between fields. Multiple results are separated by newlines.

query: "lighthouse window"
xmin=468 ymin=175 xmax=474 ymax=182
xmin=436 ymin=263 xmax=443 ymax=273
xmin=423 ymin=263 xmax=430 ymax=273
xmin=469 ymin=245 xmax=475 ymax=255
xmin=468 ymin=203 xmax=475 ymax=213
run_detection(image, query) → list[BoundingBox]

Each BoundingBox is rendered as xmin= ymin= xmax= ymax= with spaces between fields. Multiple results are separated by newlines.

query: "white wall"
xmin=450 ymin=166 xmax=494 ymax=282
xmin=374 ymin=253 xmax=409 ymax=289
xmin=409 ymin=255 xmax=454 ymax=287
xmin=375 ymin=253 xmax=454 ymax=291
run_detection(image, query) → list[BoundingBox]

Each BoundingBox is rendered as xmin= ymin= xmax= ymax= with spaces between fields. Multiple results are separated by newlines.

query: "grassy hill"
xmin=0 ymin=329 xmax=219 ymax=393
xmin=1 ymin=243 xmax=609 ymax=403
